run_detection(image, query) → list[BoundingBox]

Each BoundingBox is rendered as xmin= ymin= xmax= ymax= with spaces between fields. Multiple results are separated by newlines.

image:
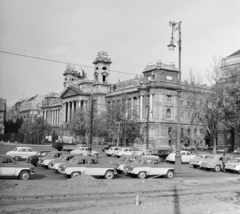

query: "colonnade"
xmin=62 ymin=99 xmax=87 ymax=123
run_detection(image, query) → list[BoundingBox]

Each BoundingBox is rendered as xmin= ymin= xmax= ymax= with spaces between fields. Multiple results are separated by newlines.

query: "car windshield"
xmin=132 ymin=159 xmax=142 ymax=164
xmin=206 ymin=156 xmax=214 ymax=160
xmin=13 ymin=148 xmax=19 ymax=151
xmin=70 ymin=158 xmax=78 ymax=164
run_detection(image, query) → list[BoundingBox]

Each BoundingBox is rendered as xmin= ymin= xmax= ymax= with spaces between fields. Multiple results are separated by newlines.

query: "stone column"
xmin=150 ymin=94 xmax=153 ymax=120
xmin=72 ymin=101 xmax=75 ymax=120
xmin=51 ymin=110 xmax=53 ymax=125
xmin=140 ymin=95 xmax=143 ymax=120
xmin=67 ymin=102 xmax=70 ymax=123
xmin=78 ymin=100 xmax=81 ymax=110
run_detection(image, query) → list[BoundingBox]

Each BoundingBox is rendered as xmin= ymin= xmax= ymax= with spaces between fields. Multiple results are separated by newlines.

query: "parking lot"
xmin=1 ymin=144 xmax=240 ymax=181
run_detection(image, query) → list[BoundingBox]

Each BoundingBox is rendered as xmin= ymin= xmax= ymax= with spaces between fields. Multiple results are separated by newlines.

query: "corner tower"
xmin=93 ymin=51 xmax=112 ymax=84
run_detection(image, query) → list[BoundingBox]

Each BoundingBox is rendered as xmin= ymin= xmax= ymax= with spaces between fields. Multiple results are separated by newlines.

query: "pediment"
xmin=61 ymin=88 xmax=78 ymax=99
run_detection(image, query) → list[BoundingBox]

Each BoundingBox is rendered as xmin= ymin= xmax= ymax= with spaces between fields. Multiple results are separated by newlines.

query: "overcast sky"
xmin=0 ymin=0 xmax=240 ymax=106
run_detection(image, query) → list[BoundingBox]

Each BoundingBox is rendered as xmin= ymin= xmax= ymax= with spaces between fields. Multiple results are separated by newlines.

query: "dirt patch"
xmin=0 ymin=180 xmax=18 ymax=189
xmin=55 ymin=175 xmax=107 ymax=188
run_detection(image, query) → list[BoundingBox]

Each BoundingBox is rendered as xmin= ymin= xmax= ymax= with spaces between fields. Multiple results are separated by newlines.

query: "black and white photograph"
xmin=0 ymin=0 xmax=240 ymax=213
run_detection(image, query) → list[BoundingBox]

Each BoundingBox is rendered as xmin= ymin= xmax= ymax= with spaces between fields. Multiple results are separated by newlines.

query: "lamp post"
xmin=168 ymin=21 xmax=182 ymax=177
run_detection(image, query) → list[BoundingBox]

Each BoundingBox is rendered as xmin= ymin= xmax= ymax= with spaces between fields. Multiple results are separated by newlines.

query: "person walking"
xmin=222 ymin=153 xmax=227 ymax=172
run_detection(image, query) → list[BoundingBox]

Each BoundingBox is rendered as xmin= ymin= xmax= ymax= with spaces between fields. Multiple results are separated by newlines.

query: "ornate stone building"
xmin=42 ymin=51 xmax=209 ymax=148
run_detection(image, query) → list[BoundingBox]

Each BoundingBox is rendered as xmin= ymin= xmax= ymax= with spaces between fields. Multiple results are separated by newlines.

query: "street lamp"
xmin=168 ymin=21 xmax=182 ymax=177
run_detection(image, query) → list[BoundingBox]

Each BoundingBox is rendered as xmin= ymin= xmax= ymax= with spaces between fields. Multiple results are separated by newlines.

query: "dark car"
xmin=151 ymin=149 xmax=173 ymax=161
xmin=26 ymin=151 xmax=52 ymax=166
xmin=101 ymin=145 xmax=112 ymax=152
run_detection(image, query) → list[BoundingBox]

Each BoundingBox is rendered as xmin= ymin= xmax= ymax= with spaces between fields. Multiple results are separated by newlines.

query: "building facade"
xmin=42 ymin=51 xmax=209 ymax=148
xmin=19 ymin=95 xmax=44 ymax=119
xmin=0 ymin=98 xmax=7 ymax=134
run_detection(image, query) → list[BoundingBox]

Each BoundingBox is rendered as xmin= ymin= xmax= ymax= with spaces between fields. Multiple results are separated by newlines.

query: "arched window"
xmin=166 ymin=109 xmax=171 ymax=120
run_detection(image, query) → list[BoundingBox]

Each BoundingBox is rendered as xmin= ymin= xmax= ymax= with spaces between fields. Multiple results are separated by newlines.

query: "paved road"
xmin=1 ymin=144 xmax=240 ymax=180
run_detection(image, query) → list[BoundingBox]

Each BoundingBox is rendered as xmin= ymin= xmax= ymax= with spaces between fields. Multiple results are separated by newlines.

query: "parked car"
xmin=200 ymin=154 xmax=236 ymax=172
xmin=166 ymin=151 xmax=196 ymax=163
xmin=189 ymin=154 xmax=212 ymax=168
xmin=70 ymin=147 xmax=98 ymax=157
xmin=233 ymin=148 xmax=240 ymax=155
xmin=110 ymin=155 xmax=139 ymax=172
xmin=59 ymin=156 xmax=117 ymax=179
xmin=105 ymin=147 xmax=121 ymax=156
xmin=123 ymin=157 xmax=174 ymax=179
xmin=38 ymin=151 xmax=69 ymax=167
xmin=101 ymin=145 xmax=112 ymax=152
xmin=151 ymin=149 xmax=173 ymax=161
xmin=26 ymin=150 xmax=52 ymax=166
xmin=225 ymin=157 xmax=240 ymax=174
xmin=6 ymin=147 xmax=38 ymax=161
xmin=216 ymin=146 xmax=228 ymax=153
xmin=115 ymin=147 xmax=136 ymax=158
xmin=0 ymin=155 xmax=35 ymax=180
xmin=131 ymin=150 xmax=159 ymax=159
xmin=48 ymin=154 xmax=82 ymax=171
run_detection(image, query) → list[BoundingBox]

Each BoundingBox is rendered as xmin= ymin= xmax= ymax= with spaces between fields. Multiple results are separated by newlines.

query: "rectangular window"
xmin=166 ymin=95 xmax=172 ymax=104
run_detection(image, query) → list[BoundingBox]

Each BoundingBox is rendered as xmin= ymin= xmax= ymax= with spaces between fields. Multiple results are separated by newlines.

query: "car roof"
xmin=71 ymin=156 xmax=97 ymax=160
xmin=50 ymin=151 xmax=68 ymax=154
xmin=15 ymin=147 xmax=33 ymax=149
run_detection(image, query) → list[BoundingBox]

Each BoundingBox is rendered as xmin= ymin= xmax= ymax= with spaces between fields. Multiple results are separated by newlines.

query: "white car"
xmin=115 ymin=148 xmax=135 ymax=158
xmin=6 ymin=147 xmax=38 ymax=161
xmin=166 ymin=151 xmax=196 ymax=163
xmin=189 ymin=154 xmax=211 ymax=168
xmin=105 ymin=147 xmax=121 ymax=156
xmin=131 ymin=150 xmax=159 ymax=159
xmin=123 ymin=157 xmax=174 ymax=179
xmin=70 ymin=147 xmax=98 ymax=157
xmin=224 ymin=157 xmax=240 ymax=173
xmin=59 ymin=156 xmax=117 ymax=179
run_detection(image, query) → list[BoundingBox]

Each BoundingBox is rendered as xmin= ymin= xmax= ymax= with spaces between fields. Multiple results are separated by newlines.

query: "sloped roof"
xmin=227 ymin=50 xmax=240 ymax=58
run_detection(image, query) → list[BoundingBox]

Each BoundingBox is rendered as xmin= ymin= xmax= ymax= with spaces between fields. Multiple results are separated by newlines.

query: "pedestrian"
xmin=222 ymin=152 xmax=227 ymax=172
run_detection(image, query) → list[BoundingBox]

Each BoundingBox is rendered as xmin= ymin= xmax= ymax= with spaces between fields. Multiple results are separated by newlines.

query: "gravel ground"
xmin=1 ymin=176 xmax=240 ymax=214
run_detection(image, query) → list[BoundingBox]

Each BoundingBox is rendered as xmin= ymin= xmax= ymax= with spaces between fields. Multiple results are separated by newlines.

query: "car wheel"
xmin=214 ymin=165 xmax=221 ymax=172
xmin=138 ymin=171 xmax=146 ymax=179
xmin=14 ymin=156 xmax=20 ymax=161
xmin=19 ymin=171 xmax=30 ymax=180
xmin=166 ymin=170 xmax=174 ymax=179
xmin=193 ymin=165 xmax=198 ymax=169
xmin=105 ymin=170 xmax=114 ymax=179
xmin=93 ymin=153 xmax=98 ymax=158
xmin=71 ymin=172 xmax=81 ymax=178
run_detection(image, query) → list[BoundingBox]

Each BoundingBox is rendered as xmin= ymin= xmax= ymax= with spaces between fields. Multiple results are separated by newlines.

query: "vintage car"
xmin=114 ymin=148 xmax=137 ymax=158
xmin=200 ymin=154 xmax=235 ymax=172
xmin=105 ymin=147 xmax=121 ymax=156
xmin=233 ymin=148 xmax=240 ymax=155
xmin=224 ymin=157 xmax=240 ymax=174
xmin=189 ymin=154 xmax=212 ymax=168
xmin=151 ymin=148 xmax=173 ymax=161
xmin=0 ymin=155 xmax=35 ymax=180
xmin=216 ymin=146 xmax=228 ymax=153
xmin=26 ymin=150 xmax=52 ymax=166
xmin=6 ymin=147 xmax=38 ymax=161
xmin=48 ymin=154 xmax=82 ymax=171
xmin=123 ymin=157 xmax=174 ymax=179
xmin=166 ymin=151 xmax=196 ymax=163
xmin=131 ymin=150 xmax=159 ymax=159
xmin=101 ymin=145 xmax=112 ymax=152
xmin=111 ymin=155 xmax=139 ymax=172
xmin=38 ymin=151 xmax=69 ymax=167
xmin=70 ymin=147 xmax=98 ymax=157
xmin=59 ymin=156 xmax=117 ymax=179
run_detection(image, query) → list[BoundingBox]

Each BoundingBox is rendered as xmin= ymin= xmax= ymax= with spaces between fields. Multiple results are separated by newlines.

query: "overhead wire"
xmin=0 ymin=50 xmax=136 ymax=76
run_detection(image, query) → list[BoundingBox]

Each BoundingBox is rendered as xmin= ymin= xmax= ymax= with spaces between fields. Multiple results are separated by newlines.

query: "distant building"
xmin=222 ymin=50 xmax=240 ymax=68
xmin=6 ymin=100 xmax=23 ymax=122
xmin=0 ymin=98 xmax=7 ymax=134
xmin=19 ymin=95 xmax=44 ymax=119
